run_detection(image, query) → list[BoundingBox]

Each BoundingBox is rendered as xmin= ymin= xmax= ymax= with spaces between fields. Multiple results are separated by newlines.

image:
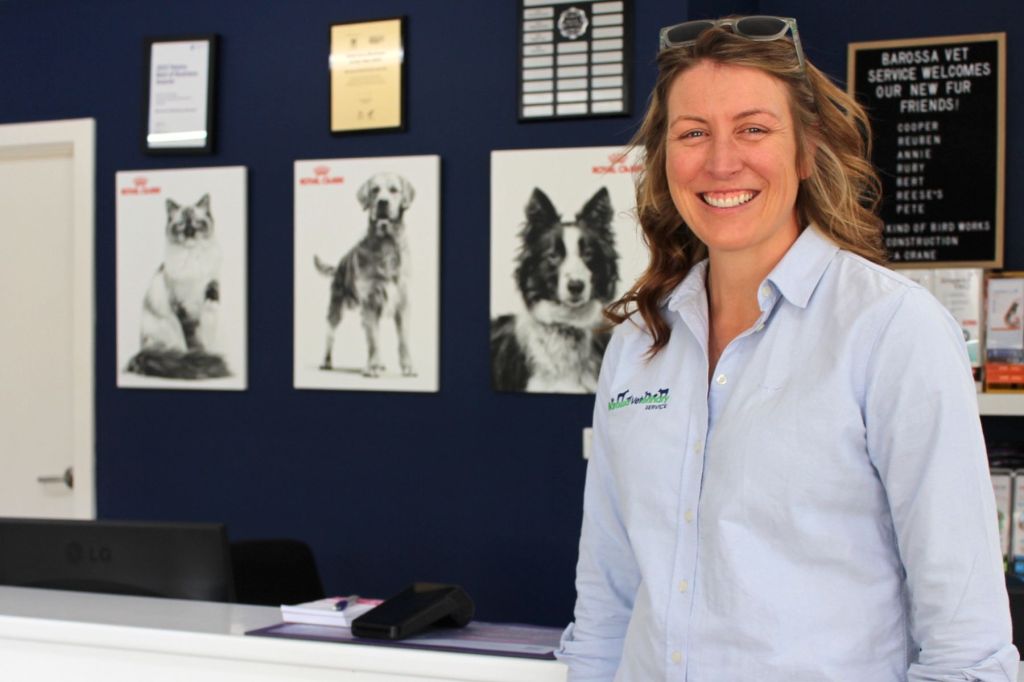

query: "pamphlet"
xmin=930 ymin=268 xmax=984 ymax=376
xmin=281 ymin=596 xmax=381 ymax=627
xmin=991 ymin=469 xmax=1013 ymax=564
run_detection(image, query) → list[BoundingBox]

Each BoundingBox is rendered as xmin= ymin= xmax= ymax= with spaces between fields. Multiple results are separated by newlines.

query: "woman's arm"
xmin=865 ymin=286 xmax=1019 ymax=682
xmin=557 ymin=332 xmax=642 ymax=681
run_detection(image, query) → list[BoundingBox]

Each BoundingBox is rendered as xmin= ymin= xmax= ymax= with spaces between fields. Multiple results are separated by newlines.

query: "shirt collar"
xmin=764 ymin=225 xmax=839 ymax=310
xmin=664 ymin=225 xmax=838 ymax=313
xmin=666 ymin=259 xmax=708 ymax=314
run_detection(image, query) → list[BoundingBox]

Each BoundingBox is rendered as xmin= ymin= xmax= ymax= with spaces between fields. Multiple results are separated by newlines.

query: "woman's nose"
xmin=705 ymin=136 xmax=743 ymax=177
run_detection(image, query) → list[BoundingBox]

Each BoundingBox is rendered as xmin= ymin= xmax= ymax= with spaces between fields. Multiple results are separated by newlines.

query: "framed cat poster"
xmin=116 ymin=166 xmax=247 ymax=390
xmin=293 ymin=155 xmax=440 ymax=392
xmin=489 ymin=146 xmax=647 ymax=394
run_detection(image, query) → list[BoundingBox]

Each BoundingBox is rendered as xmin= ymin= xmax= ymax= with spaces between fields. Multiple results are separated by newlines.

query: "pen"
xmin=333 ymin=594 xmax=360 ymax=611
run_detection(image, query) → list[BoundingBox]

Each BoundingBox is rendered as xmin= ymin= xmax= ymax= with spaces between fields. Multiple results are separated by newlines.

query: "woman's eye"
xmin=742 ymin=126 xmax=767 ymax=135
xmin=675 ymin=129 xmax=705 ymax=142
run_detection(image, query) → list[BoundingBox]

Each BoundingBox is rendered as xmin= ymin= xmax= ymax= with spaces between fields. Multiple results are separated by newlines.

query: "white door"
xmin=0 ymin=119 xmax=95 ymax=518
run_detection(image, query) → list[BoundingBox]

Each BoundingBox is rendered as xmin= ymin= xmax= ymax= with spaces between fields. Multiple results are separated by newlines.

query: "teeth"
xmin=702 ymin=191 xmax=755 ymax=208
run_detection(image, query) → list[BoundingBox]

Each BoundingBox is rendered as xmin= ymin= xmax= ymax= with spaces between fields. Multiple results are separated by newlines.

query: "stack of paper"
xmin=280 ymin=596 xmax=380 ymax=627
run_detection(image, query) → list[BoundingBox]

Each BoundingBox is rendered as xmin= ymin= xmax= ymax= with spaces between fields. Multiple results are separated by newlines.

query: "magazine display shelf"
xmin=979 ymin=393 xmax=1024 ymax=417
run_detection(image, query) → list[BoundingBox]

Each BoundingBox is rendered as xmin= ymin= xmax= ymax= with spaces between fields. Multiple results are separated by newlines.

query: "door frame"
xmin=0 ymin=118 xmax=96 ymax=518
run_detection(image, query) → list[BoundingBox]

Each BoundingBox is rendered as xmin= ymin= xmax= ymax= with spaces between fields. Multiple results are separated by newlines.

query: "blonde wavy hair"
xmin=607 ymin=24 xmax=885 ymax=356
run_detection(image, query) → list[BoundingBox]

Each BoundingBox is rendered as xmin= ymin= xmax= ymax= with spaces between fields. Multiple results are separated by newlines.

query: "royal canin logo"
xmin=120 ymin=176 xmax=161 ymax=195
xmin=593 ymin=152 xmax=642 ymax=176
xmin=299 ymin=165 xmax=344 ymax=186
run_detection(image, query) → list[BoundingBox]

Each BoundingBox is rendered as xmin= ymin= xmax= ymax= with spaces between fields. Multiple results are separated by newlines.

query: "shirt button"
xmin=678 ymin=579 xmax=689 ymax=593
xmin=692 ymin=440 xmax=703 ymax=455
xmin=715 ymin=374 xmax=727 ymax=385
xmin=684 ymin=510 xmax=694 ymax=523
xmin=760 ymin=285 xmax=771 ymax=298
xmin=671 ymin=651 xmax=683 ymax=664
xmin=754 ymin=322 xmax=764 ymax=332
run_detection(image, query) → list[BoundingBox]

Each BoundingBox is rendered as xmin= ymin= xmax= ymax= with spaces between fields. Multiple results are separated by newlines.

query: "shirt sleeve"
xmin=864 ymin=286 xmax=1019 ymax=682
xmin=556 ymin=329 xmax=642 ymax=681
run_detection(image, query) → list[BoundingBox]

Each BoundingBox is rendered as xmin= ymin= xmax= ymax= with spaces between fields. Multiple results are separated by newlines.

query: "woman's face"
xmin=665 ymin=60 xmax=806 ymax=264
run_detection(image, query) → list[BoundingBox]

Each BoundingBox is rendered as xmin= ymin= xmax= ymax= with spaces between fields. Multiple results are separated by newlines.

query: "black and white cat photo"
xmin=126 ymin=193 xmax=230 ymax=379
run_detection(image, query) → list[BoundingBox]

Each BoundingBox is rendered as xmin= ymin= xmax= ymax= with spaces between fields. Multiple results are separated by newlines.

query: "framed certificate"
xmin=143 ymin=35 xmax=217 ymax=155
xmin=518 ymin=1 xmax=632 ymax=121
xmin=330 ymin=18 xmax=406 ymax=133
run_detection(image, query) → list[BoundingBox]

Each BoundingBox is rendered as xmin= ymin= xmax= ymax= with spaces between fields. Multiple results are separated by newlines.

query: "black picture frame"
xmin=847 ymin=32 xmax=1006 ymax=267
xmin=517 ymin=1 xmax=632 ymax=122
xmin=329 ymin=17 xmax=407 ymax=135
xmin=142 ymin=34 xmax=218 ymax=155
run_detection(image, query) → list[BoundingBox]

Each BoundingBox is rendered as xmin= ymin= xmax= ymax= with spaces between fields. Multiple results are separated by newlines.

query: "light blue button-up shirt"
xmin=558 ymin=225 xmax=1018 ymax=681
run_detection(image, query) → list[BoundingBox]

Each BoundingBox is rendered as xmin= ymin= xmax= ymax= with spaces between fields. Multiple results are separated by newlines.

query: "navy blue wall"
xmin=0 ymin=0 xmax=1018 ymax=626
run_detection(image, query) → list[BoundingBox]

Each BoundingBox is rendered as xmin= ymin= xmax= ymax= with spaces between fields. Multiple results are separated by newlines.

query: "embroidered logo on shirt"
xmin=608 ymin=388 xmax=670 ymax=412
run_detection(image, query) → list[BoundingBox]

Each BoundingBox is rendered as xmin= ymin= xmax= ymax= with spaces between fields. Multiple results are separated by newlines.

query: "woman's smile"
xmin=700 ymin=190 xmax=759 ymax=208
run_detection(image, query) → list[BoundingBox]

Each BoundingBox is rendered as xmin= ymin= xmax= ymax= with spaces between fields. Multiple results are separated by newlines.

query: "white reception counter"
xmin=2 ymin=586 xmax=1021 ymax=681
xmin=0 ymin=586 xmax=568 ymax=681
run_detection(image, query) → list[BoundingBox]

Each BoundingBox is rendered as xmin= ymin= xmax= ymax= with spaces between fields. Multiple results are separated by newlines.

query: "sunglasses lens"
xmin=735 ymin=16 xmax=788 ymax=39
xmin=663 ymin=20 xmax=716 ymax=46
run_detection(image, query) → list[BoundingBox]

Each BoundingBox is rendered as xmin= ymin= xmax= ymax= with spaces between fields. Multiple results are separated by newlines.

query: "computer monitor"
xmin=0 ymin=517 xmax=236 ymax=602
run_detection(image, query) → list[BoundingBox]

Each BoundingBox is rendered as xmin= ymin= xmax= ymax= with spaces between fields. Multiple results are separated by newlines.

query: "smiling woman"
xmin=608 ymin=20 xmax=885 ymax=353
xmin=664 ymin=63 xmax=803 ymax=282
xmin=557 ymin=15 xmax=1019 ymax=682
xmin=664 ymin=62 xmax=806 ymax=371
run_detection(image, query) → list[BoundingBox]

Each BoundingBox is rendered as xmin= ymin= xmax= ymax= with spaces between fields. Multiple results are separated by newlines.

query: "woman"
xmin=557 ymin=16 xmax=1017 ymax=682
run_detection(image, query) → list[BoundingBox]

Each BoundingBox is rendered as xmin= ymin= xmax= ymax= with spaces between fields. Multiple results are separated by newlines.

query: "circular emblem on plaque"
xmin=557 ymin=7 xmax=589 ymax=40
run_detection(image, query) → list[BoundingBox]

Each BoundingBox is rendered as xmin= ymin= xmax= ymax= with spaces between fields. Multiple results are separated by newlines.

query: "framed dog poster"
xmin=490 ymin=146 xmax=647 ymax=394
xmin=116 ymin=166 xmax=247 ymax=390
xmin=294 ymin=155 xmax=440 ymax=392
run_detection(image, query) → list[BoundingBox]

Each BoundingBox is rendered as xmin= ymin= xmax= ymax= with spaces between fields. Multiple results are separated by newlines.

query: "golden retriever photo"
xmin=294 ymin=157 xmax=440 ymax=393
xmin=314 ymin=173 xmax=416 ymax=378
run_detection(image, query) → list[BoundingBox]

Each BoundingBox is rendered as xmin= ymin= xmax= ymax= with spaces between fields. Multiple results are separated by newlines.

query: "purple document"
xmin=247 ymin=620 xmax=562 ymax=659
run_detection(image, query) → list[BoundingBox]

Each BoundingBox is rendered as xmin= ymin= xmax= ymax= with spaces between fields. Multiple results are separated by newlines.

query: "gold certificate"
xmin=330 ymin=18 xmax=405 ymax=133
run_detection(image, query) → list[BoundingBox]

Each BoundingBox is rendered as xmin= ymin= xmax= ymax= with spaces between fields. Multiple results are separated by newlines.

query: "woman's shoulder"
xmin=829 ymin=250 xmax=947 ymax=310
xmin=606 ymin=312 xmax=654 ymax=354
xmin=599 ymin=308 xmax=678 ymax=374
xmin=832 ymin=249 xmax=925 ymax=295
xmin=827 ymin=249 xmax=960 ymax=341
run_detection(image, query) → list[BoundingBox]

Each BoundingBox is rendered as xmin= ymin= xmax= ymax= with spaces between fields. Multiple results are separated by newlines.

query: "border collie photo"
xmin=491 ymin=187 xmax=619 ymax=393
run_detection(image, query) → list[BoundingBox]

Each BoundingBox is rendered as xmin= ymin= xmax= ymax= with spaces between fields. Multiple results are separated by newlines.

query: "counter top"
xmin=0 ymin=586 xmax=568 ymax=682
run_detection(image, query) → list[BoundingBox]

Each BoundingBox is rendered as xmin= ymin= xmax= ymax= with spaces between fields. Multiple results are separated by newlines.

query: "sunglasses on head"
xmin=658 ymin=16 xmax=804 ymax=71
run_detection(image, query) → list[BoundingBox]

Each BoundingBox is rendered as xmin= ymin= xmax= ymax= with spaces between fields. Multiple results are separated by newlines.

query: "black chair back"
xmin=231 ymin=538 xmax=325 ymax=606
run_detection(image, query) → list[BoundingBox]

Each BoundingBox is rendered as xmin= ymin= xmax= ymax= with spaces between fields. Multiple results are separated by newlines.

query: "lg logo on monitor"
xmin=65 ymin=542 xmax=112 ymax=564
